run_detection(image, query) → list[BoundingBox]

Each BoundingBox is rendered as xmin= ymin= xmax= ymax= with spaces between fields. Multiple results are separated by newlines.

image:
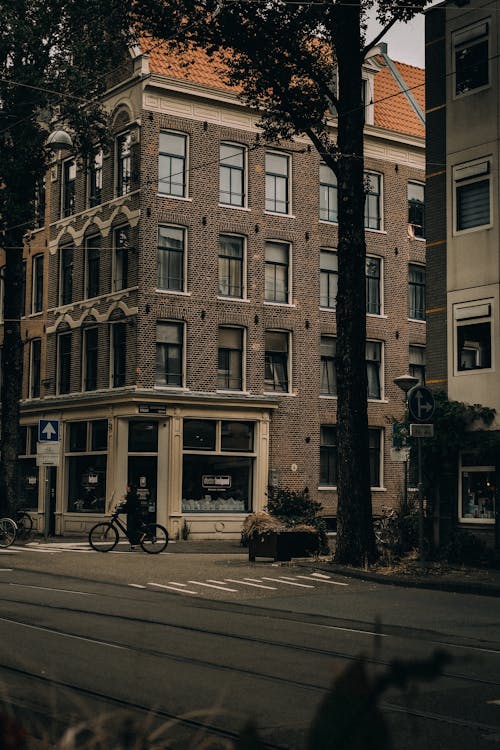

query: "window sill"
xmin=367 ymin=313 xmax=387 ymax=319
xmin=217 ymin=296 xmax=250 ymax=303
xmin=452 ymin=82 xmax=491 ymax=101
xmin=409 ymin=236 xmax=426 ymax=243
xmin=264 ymin=390 xmax=295 ymax=396
xmin=264 ymin=211 xmax=295 ymax=219
xmin=216 ymin=389 xmax=250 ymax=395
xmin=365 ymin=228 xmax=387 ymax=235
xmin=453 ymin=223 xmax=492 ymax=237
xmin=263 ymin=301 xmax=295 ymax=308
xmin=27 ymin=312 xmax=43 ymax=319
xmin=454 ymin=367 xmax=494 ymax=376
xmin=154 ymin=385 xmax=187 ymax=391
xmin=319 ymin=306 xmax=336 ymax=313
xmin=157 ymin=194 xmax=192 ymax=202
xmin=155 ymin=289 xmax=191 ymax=297
xmin=218 ymin=203 xmax=250 ymax=212
xmin=408 ymin=317 xmax=426 ymax=324
xmin=459 ymin=517 xmax=495 ymax=525
xmin=368 ymin=398 xmax=388 ymax=403
xmin=320 ymin=394 xmax=337 ymax=399
xmin=319 ymin=219 xmax=338 ymax=226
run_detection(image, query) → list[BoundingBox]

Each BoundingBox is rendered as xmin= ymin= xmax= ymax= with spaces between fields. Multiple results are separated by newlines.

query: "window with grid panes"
xmin=116 ymin=131 xmax=131 ymax=196
xmin=157 ymin=226 xmax=184 ymax=291
xmin=83 ymin=327 xmax=98 ymax=391
xmin=89 ymin=149 xmax=103 ymax=207
xmin=320 ymin=250 xmax=338 ymax=309
xmin=320 ymin=336 xmax=337 ymax=396
xmin=366 ymin=257 xmax=381 ymax=315
xmin=409 ymin=345 xmax=426 ymax=385
xmin=364 ymin=172 xmax=381 ymax=230
xmin=408 ymin=264 xmax=426 ymax=320
xmin=218 ymin=235 xmax=244 ymax=298
xmin=408 ymin=182 xmax=425 ymax=238
xmin=57 ymin=332 xmax=71 ymax=394
xmin=265 ymin=241 xmax=289 ymax=303
xmin=366 ymin=341 xmax=382 ymax=399
xmin=265 ymin=152 xmax=289 ymax=214
xmin=62 ymin=159 xmax=76 ymax=217
xmin=113 ymin=227 xmax=129 ymax=291
xmin=320 ymin=163 xmax=338 ymax=222
xmin=60 ymin=247 xmax=73 ymax=306
xmin=159 ymin=132 xmax=187 ymax=196
xmin=31 ymin=254 xmax=43 ymax=314
xmin=86 ymin=237 xmax=100 ymax=299
xmin=66 ymin=420 xmax=108 ymax=513
xmin=220 ymin=143 xmax=245 ymax=206
xmin=156 ymin=322 xmax=183 ymax=386
xmin=264 ymin=331 xmax=289 ymax=392
xmin=112 ymin=322 xmax=127 ymax=387
xmin=29 ymin=339 xmax=41 ymax=398
xmin=218 ymin=327 xmax=243 ymax=390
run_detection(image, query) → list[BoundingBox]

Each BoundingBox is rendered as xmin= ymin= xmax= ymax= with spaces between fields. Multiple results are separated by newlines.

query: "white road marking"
xmin=308 ymin=622 xmax=389 ymax=637
xmin=148 ymin=582 xmax=198 ymax=595
xmin=0 ymin=616 xmax=125 ymax=649
xmin=187 ymin=580 xmax=238 ymax=592
xmin=296 ymin=575 xmax=349 ymax=586
xmin=0 ymin=569 xmax=13 ymax=572
xmin=207 ymin=579 xmax=226 ymax=585
xmin=8 ymin=583 xmax=91 ymax=596
xmin=168 ymin=581 xmax=188 ymax=587
xmin=311 ymin=572 xmax=331 ymax=579
xmin=128 ymin=584 xmax=146 ymax=589
xmin=9 ymin=546 xmax=57 ymax=553
xmin=225 ymin=578 xmax=277 ymax=590
xmin=261 ymin=577 xmax=314 ymax=588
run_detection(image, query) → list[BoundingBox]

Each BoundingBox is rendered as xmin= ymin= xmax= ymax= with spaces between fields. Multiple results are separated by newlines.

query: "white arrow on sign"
xmin=415 ymin=391 xmax=433 ymax=419
xmin=41 ymin=422 xmax=57 ymax=439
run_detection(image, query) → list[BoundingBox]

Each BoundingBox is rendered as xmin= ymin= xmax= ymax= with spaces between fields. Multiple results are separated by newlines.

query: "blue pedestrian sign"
xmin=407 ymin=386 xmax=435 ymax=423
xmin=38 ymin=419 xmax=60 ymax=442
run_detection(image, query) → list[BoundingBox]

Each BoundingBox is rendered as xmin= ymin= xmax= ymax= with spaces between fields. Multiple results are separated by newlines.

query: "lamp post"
xmin=394 ymin=373 xmax=419 ymax=556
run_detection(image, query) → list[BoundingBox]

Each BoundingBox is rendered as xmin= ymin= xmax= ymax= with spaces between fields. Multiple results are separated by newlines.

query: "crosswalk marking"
xmin=261 ymin=577 xmax=314 ymax=588
xmin=129 ymin=584 xmax=146 ymax=589
xmin=225 ymin=578 xmax=277 ymax=590
xmin=187 ymin=580 xmax=238 ymax=592
xmin=296 ymin=575 xmax=348 ymax=586
xmin=311 ymin=572 xmax=331 ymax=579
xmin=149 ymin=582 xmax=198 ymax=595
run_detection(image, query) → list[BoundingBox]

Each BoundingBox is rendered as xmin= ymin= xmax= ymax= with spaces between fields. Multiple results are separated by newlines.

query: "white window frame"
xmin=265 ymin=151 xmax=291 ymax=216
xmin=217 ymin=325 xmax=246 ymax=392
xmin=364 ymin=171 xmax=383 ymax=232
xmin=219 ymin=142 xmax=247 ymax=208
xmin=157 ymin=224 xmax=187 ymax=294
xmin=366 ymin=254 xmax=383 ymax=317
xmin=454 ymin=300 xmax=494 ymax=375
xmin=408 ymin=181 xmax=425 ymax=240
xmin=158 ymin=130 xmax=188 ymax=198
xmin=320 ymin=248 xmax=338 ymax=310
xmin=453 ymin=20 xmax=490 ymax=100
xmin=453 ymin=158 xmax=492 ymax=235
xmin=459 ymin=455 xmax=496 ymax=524
xmin=112 ymin=226 xmax=130 ymax=292
xmin=61 ymin=158 xmax=76 ymax=218
xmin=155 ymin=320 xmax=186 ymax=389
xmin=116 ymin=130 xmax=132 ymax=197
xmin=264 ymin=329 xmax=291 ymax=393
xmin=31 ymin=253 xmax=44 ymax=315
xmin=366 ymin=339 xmax=384 ymax=401
xmin=409 ymin=344 xmax=426 ymax=385
xmin=217 ymin=233 xmax=247 ymax=300
xmin=264 ymin=240 xmax=291 ymax=305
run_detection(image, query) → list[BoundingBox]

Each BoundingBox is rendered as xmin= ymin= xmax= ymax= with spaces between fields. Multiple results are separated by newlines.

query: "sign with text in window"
xmin=202 ymin=475 xmax=231 ymax=489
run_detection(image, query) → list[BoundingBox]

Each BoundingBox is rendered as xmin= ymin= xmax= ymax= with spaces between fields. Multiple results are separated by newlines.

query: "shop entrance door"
xmin=128 ymin=456 xmax=158 ymax=523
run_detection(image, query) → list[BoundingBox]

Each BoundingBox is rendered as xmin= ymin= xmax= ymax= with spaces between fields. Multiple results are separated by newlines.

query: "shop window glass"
xmin=128 ymin=421 xmax=159 ymax=453
xmin=221 ymin=421 xmax=254 ymax=452
xmin=182 ymin=455 xmax=252 ymax=513
xmin=69 ymin=422 xmax=87 ymax=452
xmin=29 ymin=425 xmax=38 ymax=453
xmin=91 ymin=420 xmax=108 ymax=451
xmin=67 ymin=455 xmax=107 ymax=513
xmin=18 ymin=459 xmax=38 ymax=511
xmin=461 ymin=461 xmax=495 ymax=522
xmin=19 ymin=426 xmax=28 ymax=455
xmin=183 ymin=420 xmax=216 ymax=451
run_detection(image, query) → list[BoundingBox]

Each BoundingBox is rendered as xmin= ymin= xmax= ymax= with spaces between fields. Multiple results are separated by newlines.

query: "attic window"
xmin=454 ymin=21 xmax=489 ymax=96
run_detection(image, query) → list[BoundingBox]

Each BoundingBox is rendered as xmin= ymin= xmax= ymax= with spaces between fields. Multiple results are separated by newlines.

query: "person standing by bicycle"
xmin=122 ymin=483 xmax=141 ymax=550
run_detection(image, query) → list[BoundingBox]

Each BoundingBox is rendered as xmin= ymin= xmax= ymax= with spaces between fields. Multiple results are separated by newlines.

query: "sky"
xmin=368 ymin=12 xmax=426 ymax=67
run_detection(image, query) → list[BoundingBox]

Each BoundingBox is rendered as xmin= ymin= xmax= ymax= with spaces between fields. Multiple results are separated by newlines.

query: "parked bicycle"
xmin=12 ymin=509 xmax=33 ymax=539
xmin=88 ymin=505 xmax=168 ymax=553
xmin=0 ymin=517 xmax=18 ymax=548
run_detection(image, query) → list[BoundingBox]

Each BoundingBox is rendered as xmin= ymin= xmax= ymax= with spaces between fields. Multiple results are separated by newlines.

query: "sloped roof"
xmin=140 ymin=38 xmax=425 ymax=139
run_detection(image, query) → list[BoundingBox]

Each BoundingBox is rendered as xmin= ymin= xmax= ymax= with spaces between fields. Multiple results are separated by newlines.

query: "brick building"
xmin=426 ymin=0 xmax=500 ymax=539
xmin=3 ymin=41 xmax=426 ymax=538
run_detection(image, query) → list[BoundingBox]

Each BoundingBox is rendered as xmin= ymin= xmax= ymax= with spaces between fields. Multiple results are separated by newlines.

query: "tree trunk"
xmin=333 ymin=0 xmax=377 ymax=565
xmin=0 ymin=223 xmax=24 ymax=516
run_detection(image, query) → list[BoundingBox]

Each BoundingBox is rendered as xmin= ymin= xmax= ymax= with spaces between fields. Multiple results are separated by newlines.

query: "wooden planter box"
xmin=248 ymin=530 xmax=319 ymax=562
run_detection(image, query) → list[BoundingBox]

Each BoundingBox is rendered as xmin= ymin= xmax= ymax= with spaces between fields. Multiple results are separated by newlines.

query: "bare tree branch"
xmin=362 ymin=16 xmax=399 ymax=59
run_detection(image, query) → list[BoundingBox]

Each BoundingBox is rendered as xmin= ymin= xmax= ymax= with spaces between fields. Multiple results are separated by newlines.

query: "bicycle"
xmin=0 ymin=518 xmax=18 ymax=548
xmin=88 ymin=505 xmax=168 ymax=553
xmin=12 ymin=509 xmax=33 ymax=539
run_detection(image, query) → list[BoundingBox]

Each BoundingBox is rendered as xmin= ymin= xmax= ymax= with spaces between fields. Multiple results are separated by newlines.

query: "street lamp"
xmin=46 ymin=130 xmax=73 ymax=151
xmin=394 ymin=373 xmax=419 ymax=557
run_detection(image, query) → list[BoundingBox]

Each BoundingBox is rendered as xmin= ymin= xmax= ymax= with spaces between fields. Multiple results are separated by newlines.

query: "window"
xmin=113 ymin=227 xmax=129 ymax=291
xmin=454 ymin=160 xmax=491 ymax=231
xmin=320 ymin=336 xmax=337 ymax=396
xmin=407 ymin=182 xmax=425 ymax=238
xmin=455 ymin=302 xmax=492 ymax=372
xmin=159 ymin=131 xmax=187 ymax=197
xmin=29 ymin=339 xmax=41 ymax=398
xmin=320 ymin=250 xmax=338 ymax=309
xmin=0 ymin=267 xmax=4 ymax=323
xmin=366 ymin=341 xmax=382 ymax=399
xmin=34 ymin=178 xmax=46 ymax=229
xmin=264 ymin=330 xmax=289 ymax=392
xmin=408 ymin=182 xmax=425 ymax=238
xmin=409 ymin=345 xmax=426 ymax=385
xmin=265 ymin=152 xmax=290 ymax=214
xmin=320 ymin=163 xmax=338 ymax=222
xmin=111 ymin=322 xmax=127 ymax=388
xmin=116 ymin=131 xmax=131 ymax=196
xmin=454 ymin=22 xmax=489 ymax=96
xmin=320 ymin=425 xmax=382 ymax=487
xmin=460 ymin=453 xmax=495 ymax=522
xmin=31 ymin=254 xmax=43 ymax=314
xmin=320 ymin=425 xmax=338 ymax=486
xmin=89 ymin=149 xmax=103 ymax=207
xmin=62 ymin=159 xmax=76 ymax=217
xmin=218 ymin=235 xmax=244 ymax=298
xmin=265 ymin=241 xmax=290 ymax=303
xmin=85 ymin=236 xmax=100 ymax=299
xmin=220 ymin=143 xmax=245 ymax=206
xmin=59 ymin=247 xmax=73 ymax=306
xmin=364 ymin=172 xmax=381 ymax=230
xmin=66 ymin=420 xmax=107 ymax=513
xmin=21 ymin=261 xmax=26 ymax=317
xmin=129 ymin=422 xmax=158 ymax=453
xmin=17 ymin=425 xmax=38 ymax=511
xmin=57 ymin=332 xmax=72 ymax=394
xmin=156 ymin=321 xmax=183 ymax=387
xmin=366 ymin=256 xmax=381 ymax=315
xmin=182 ymin=419 xmax=255 ymax=513
xmin=83 ymin=327 xmax=98 ymax=391
xmin=157 ymin=225 xmax=184 ymax=291
xmin=409 ymin=264 xmax=426 ymax=320
xmin=218 ymin=327 xmax=244 ymax=391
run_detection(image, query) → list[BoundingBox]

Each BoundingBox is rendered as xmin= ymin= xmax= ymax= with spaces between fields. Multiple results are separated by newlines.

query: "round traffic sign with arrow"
xmin=407 ymin=386 xmax=435 ymax=423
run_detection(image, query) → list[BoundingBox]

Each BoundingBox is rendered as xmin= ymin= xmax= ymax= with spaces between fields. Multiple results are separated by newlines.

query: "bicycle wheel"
xmin=0 ymin=518 xmax=17 ymax=548
xmin=88 ymin=522 xmax=119 ymax=552
xmin=16 ymin=511 xmax=33 ymax=539
xmin=140 ymin=524 xmax=168 ymax=554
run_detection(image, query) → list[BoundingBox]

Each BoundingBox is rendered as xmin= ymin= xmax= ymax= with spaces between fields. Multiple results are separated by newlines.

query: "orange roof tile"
xmin=141 ymin=38 xmax=424 ymax=139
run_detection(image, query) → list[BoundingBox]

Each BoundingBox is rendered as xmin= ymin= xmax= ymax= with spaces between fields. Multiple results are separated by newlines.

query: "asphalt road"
xmin=1 ymin=542 xmax=500 ymax=749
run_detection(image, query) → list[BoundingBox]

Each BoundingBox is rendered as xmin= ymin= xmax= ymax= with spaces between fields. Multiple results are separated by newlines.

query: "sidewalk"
xmin=25 ymin=534 xmax=500 ymax=596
